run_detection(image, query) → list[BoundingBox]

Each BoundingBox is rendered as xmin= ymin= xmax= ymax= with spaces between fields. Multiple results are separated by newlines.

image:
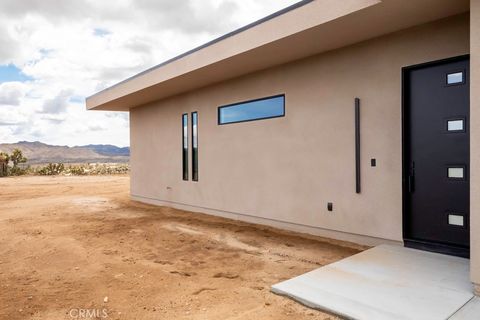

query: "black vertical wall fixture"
xmin=355 ymin=98 xmax=361 ymax=194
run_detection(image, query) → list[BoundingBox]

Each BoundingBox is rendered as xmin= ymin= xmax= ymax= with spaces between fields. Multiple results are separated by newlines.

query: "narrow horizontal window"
xmin=218 ymin=95 xmax=285 ymax=125
xmin=192 ymin=112 xmax=198 ymax=182
xmin=448 ymin=214 xmax=464 ymax=227
xmin=182 ymin=114 xmax=189 ymax=181
xmin=447 ymin=119 xmax=464 ymax=132
xmin=448 ymin=167 xmax=465 ymax=179
xmin=447 ymin=72 xmax=464 ymax=85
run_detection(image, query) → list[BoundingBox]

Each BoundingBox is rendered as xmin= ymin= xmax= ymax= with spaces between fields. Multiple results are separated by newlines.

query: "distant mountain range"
xmin=82 ymin=144 xmax=130 ymax=157
xmin=0 ymin=141 xmax=129 ymax=164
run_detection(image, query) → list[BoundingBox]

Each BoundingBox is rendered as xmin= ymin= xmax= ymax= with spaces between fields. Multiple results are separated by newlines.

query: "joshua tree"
xmin=0 ymin=152 xmax=9 ymax=165
xmin=10 ymin=149 xmax=27 ymax=168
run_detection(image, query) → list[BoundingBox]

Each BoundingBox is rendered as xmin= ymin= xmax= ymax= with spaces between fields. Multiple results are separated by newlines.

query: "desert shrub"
xmin=67 ymin=165 xmax=87 ymax=175
xmin=8 ymin=166 xmax=29 ymax=176
xmin=37 ymin=163 xmax=65 ymax=176
xmin=111 ymin=164 xmax=129 ymax=174
xmin=84 ymin=163 xmax=129 ymax=175
xmin=10 ymin=162 xmax=129 ymax=176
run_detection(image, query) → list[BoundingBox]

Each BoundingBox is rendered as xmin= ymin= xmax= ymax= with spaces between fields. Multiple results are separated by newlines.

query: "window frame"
xmin=445 ymin=117 xmax=466 ymax=133
xmin=182 ymin=113 xmax=189 ymax=181
xmin=217 ymin=94 xmax=285 ymax=125
xmin=191 ymin=111 xmax=199 ymax=182
xmin=445 ymin=69 xmax=466 ymax=86
xmin=444 ymin=211 xmax=468 ymax=230
xmin=446 ymin=165 xmax=467 ymax=181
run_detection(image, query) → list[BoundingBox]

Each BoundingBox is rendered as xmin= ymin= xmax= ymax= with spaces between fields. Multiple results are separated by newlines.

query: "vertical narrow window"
xmin=192 ymin=112 xmax=198 ymax=181
xmin=182 ymin=113 xmax=188 ymax=181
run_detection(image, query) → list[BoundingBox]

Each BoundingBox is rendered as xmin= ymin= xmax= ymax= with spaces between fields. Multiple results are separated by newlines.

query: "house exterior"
xmin=87 ymin=0 xmax=480 ymax=294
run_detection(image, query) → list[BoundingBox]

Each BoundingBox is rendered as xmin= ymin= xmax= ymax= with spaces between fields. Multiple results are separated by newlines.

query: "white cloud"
xmin=38 ymin=89 xmax=73 ymax=114
xmin=0 ymin=81 xmax=27 ymax=106
xmin=0 ymin=0 xmax=300 ymax=147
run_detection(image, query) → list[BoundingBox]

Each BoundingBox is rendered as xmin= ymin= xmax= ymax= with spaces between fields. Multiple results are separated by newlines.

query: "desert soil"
xmin=0 ymin=176 xmax=365 ymax=320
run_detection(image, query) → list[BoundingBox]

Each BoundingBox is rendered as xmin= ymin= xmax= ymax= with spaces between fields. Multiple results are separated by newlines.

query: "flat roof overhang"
xmin=86 ymin=0 xmax=469 ymax=111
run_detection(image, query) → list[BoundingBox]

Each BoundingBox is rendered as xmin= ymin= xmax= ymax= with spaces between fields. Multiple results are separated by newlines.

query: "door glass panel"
xmin=448 ymin=167 xmax=464 ymax=179
xmin=448 ymin=214 xmax=464 ymax=227
xmin=447 ymin=72 xmax=463 ymax=85
xmin=447 ymin=119 xmax=464 ymax=132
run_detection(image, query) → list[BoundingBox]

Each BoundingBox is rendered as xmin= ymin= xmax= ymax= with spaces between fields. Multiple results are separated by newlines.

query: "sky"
xmin=0 ymin=0 xmax=299 ymax=147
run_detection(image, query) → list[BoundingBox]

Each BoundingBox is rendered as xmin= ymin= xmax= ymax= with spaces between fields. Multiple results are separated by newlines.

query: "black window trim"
xmin=445 ymin=68 xmax=466 ymax=87
xmin=446 ymin=164 xmax=467 ymax=181
xmin=217 ymin=94 xmax=286 ymax=125
xmin=444 ymin=211 xmax=468 ymax=230
xmin=445 ymin=116 xmax=467 ymax=134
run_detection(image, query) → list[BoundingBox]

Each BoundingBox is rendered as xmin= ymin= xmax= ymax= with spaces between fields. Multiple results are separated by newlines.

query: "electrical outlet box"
xmin=327 ymin=202 xmax=333 ymax=211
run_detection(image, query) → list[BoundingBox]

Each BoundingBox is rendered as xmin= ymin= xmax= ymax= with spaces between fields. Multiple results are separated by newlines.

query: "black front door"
xmin=403 ymin=55 xmax=470 ymax=258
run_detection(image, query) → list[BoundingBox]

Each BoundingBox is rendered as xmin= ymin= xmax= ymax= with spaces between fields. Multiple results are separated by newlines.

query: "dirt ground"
xmin=0 ymin=176 xmax=365 ymax=320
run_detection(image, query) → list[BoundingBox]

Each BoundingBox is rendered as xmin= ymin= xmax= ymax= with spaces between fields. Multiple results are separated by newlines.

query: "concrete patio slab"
xmin=272 ymin=245 xmax=474 ymax=320
xmin=450 ymin=297 xmax=480 ymax=320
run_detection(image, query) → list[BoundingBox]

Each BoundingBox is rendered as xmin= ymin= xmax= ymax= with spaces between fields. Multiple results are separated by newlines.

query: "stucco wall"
xmin=470 ymin=0 xmax=480 ymax=293
xmin=130 ymin=14 xmax=469 ymax=245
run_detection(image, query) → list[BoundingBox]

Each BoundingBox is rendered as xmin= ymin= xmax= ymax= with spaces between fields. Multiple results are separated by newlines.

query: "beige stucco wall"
xmin=470 ymin=0 xmax=480 ymax=294
xmin=130 ymin=14 xmax=469 ymax=245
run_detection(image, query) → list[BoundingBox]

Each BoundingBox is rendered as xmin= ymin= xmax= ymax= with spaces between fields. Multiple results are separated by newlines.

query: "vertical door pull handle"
xmin=408 ymin=161 xmax=415 ymax=193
